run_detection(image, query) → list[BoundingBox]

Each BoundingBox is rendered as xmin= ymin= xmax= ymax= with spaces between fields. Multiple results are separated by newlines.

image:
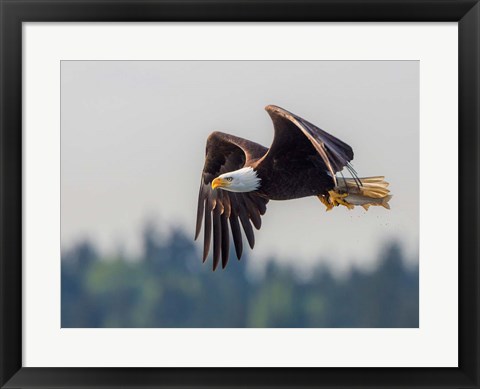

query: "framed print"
xmin=1 ymin=0 xmax=479 ymax=388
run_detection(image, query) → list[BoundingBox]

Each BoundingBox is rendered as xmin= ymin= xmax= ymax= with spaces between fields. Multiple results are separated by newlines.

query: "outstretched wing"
xmin=261 ymin=105 xmax=358 ymax=186
xmin=195 ymin=131 xmax=269 ymax=270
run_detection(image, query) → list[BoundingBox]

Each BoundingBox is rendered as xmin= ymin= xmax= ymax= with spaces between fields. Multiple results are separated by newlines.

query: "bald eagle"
xmin=195 ymin=105 xmax=391 ymax=270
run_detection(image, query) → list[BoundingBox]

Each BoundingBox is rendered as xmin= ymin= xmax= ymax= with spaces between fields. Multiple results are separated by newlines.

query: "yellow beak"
xmin=212 ymin=177 xmax=228 ymax=190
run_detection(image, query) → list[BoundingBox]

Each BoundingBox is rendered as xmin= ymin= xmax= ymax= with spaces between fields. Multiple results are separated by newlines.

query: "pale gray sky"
xmin=61 ymin=61 xmax=419 ymax=273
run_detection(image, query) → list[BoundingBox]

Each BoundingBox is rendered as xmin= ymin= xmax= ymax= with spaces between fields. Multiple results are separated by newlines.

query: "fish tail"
xmin=380 ymin=195 xmax=393 ymax=210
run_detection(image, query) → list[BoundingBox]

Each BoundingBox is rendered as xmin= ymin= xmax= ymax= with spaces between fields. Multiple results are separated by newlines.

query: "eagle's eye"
xmin=226 ymin=177 xmax=233 ymax=182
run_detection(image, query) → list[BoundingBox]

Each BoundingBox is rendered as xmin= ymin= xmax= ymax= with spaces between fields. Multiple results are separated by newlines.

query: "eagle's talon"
xmin=328 ymin=190 xmax=354 ymax=210
xmin=318 ymin=195 xmax=334 ymax=211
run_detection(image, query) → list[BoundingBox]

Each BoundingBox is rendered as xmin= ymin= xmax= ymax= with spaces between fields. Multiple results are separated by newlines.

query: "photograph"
xmin=2 ymin=0 xmax=477 ymax=386
xmin=61 ymin=60 xmax=419 ymax=328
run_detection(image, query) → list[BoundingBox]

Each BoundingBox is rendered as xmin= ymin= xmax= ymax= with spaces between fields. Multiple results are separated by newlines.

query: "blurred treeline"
xmin=61 ymin=225 xmax=419 ymax=328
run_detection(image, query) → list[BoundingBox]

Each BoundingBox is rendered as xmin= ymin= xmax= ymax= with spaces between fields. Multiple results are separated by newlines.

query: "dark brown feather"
xmin=222 ymin=191 xmax=232 ymax=218
xmin=238 ymin=207 xmax=255 ymax=249
xmin=244 ymin=195 xmax=262 ymax=230
xmin=212 ymin=206 xmax=222 ymax=270
xmin=195 ymin=183 xmax=205 ymax=240
xmin=263 ymin=106 xmax=354 ymax=178
xmin=202 ymin=203 xmax=211 ymax=262
xmin=249 ymin=194 xmax=267 ymax=215
xmin=252 ymin=105 xmax=355 ymax=199
xmin=196 ymin=132 xmax=268 ymax=269
xmin=221 ymin=215 xmax=230 ymax=269
xmin=229 ymin=214 xmax=243 ymax=260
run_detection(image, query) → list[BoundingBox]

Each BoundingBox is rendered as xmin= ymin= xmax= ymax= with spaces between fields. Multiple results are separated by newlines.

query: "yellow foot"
xmin=318 ymin=195 xmax=334 ymax=211
xmin=327 ymin=190 xmax=355 ymax=210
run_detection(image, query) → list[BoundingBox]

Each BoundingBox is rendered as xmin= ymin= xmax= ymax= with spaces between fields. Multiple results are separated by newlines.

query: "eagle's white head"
xmin=211 ymin=167 xmax=261 ymax=193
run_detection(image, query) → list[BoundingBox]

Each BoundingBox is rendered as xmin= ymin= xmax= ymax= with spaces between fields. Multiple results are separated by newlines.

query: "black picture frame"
xmin=1 ymin=1 xmax=479 ymax=388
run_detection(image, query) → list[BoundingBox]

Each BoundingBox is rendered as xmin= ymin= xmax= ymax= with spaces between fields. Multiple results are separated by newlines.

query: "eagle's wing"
xmin=195 ymin=131 xmax=269 ymax=270
xmin=261 ymin=105 xmax=357 ymax=186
